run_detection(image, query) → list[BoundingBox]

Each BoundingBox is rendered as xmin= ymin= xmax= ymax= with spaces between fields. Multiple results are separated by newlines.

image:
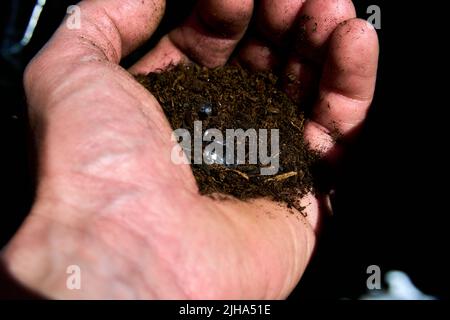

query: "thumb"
xmin=25 ymin=0 xmax=165 ymax=106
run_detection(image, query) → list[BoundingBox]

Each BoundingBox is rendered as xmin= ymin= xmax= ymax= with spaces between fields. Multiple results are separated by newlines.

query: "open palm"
xmin=2 ymin=0 xmax=378 ymax=299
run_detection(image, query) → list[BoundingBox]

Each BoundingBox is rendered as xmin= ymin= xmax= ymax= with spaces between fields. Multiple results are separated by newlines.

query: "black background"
xmin=1 ymin=0 xmax=447 ymax=299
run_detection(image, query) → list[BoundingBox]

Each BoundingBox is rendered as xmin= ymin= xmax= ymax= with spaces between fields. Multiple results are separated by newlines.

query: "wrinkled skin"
xmin=1 ymin=0 xmax=378 ymax=299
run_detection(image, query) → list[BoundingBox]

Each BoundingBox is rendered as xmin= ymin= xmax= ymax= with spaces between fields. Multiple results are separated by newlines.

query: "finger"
xmin=129 ymin=0 xmax=253 ymax=74
xmin=292 ymin=0 xmax=356 ymax=63
xmin=88 ymin=0 xmax=166 ymax=58
xmin=74 ymin=0 xmax=165 ymax=60
xmin=236 ymin=0 xmax=305 ymax=71
xmin=282 ymin=0 xmax=356 ymax=103
xmin=256 ymin=0 xmax=305 ymax=46
xmin=235 ymin=0 xmax=356 ymax=104
xmin=234 ymin=38 xmax=280 ymax=71
xmin=128 ymin=35 xmax=190 ymax=74
xmin=238 ymin=0 xmax=355 ymax=66
xmin=304 ymin=18 xmax=379 ymax=156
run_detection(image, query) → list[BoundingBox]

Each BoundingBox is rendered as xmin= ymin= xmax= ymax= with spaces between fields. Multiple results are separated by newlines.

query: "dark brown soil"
xmin=136 ymin=64 xmax=319 ymax=215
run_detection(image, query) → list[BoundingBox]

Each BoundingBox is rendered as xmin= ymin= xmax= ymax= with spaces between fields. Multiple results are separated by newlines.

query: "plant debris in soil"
xmin=136 ymin=64 xmax=320 ymax=215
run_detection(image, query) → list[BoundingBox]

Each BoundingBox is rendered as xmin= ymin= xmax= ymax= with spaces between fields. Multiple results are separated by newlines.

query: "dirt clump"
xmin=137 ymin=64 xmax=320 ymax=215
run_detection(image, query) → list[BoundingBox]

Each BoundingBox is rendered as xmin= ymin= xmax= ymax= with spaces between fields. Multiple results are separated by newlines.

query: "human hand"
xmin=1 ymin=0 xmax=378 ymax=299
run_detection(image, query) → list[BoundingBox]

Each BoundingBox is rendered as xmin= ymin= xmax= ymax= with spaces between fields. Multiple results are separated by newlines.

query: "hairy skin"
xmin=1 ymin=0 xmax=378 ymax=299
